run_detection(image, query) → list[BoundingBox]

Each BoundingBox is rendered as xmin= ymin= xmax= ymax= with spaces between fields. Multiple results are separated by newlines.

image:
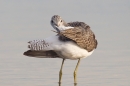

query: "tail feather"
xmin=23 ymin=50 xmax=59 ymax=58
xmin=28 ymin=40 xmax=52 ymax=51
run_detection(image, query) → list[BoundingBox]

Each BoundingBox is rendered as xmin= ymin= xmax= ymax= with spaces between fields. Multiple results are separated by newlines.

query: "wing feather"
xmin=67 ymin=21 xmax=90 ymax=30
xmin=24 ymin=50 xmax=59 ymax=58
xmin=59 ymin=27 xmax=97 ymax=52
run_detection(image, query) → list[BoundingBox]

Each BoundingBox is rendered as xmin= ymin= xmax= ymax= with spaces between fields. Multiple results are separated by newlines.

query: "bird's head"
xmin=50 ymin=15 xmax=67 ymax=32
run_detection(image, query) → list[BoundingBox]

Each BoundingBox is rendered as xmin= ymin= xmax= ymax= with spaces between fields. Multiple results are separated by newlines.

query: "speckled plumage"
xmin=23 ymin=15 xmax=98 ymax=84
xmin=59 ymin=27 xmax=97 ymax=52
xmin=51 ymin=15 xmax=98 ymax=52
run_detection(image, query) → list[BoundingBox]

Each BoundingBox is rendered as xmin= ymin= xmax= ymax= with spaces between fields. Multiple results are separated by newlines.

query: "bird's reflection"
xmin=58 ymin=82 xmax=77 ymax=86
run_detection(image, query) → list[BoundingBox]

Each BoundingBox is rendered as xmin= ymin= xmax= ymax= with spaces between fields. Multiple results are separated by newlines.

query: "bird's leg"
xmin=59 ymin=59 xmax=65 ymax=84
xmin=73 ymin=58 xmax=81 ymax=85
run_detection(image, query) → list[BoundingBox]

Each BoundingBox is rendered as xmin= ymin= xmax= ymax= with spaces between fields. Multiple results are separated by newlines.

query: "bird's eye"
xmin=61 ymin=20 xmax=62 ymax=22
xmin=51 ymin=20 xmax=53 ymax=23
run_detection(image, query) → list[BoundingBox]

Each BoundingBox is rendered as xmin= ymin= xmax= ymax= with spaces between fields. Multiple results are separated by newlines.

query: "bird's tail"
xmin=23 ymin=50 xmax=59 ymax=58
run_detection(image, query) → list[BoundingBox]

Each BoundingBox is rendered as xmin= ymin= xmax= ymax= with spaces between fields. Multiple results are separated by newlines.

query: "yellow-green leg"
xmin=74 ymin=58 xmax=81 ymax=85
xmin=59 ymin=59 xmax=65 ymax=84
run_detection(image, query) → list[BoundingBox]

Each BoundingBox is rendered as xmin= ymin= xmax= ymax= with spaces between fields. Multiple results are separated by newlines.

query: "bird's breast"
xmin=55 ymin=41 xmax=94 ymax=60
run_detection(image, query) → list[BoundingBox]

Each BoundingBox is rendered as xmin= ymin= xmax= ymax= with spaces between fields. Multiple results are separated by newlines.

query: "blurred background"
xmin=0 ymin=0 xmax=130 ymax=86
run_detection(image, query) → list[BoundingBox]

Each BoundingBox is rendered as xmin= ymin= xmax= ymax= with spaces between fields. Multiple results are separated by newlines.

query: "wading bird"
xmin=24 ymin=15 xmax=98 ymax=85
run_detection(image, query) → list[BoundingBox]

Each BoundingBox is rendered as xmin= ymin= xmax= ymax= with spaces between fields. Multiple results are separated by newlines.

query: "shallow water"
xmin=0 ymin=52 xmax=129 ymax=86
xmin=0 ymin=1 xmax=130 ymax=86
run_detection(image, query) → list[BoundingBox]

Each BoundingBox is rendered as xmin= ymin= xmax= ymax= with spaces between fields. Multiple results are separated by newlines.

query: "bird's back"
xmin=58 ymin=22 xmax=98 ymax=52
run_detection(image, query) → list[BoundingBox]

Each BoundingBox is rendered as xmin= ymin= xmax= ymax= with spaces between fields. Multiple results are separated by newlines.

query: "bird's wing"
xmin=67 ymin=21 xmax=90 ymax=30
xmin=23 ymin=36 xmax=62 ymax=58
xmin=28 ymin=40 xmax=52 ymax=51
xmin=24 ymin=50 xmax=59 ymax=58
xmin=27 ymin=35 xmax=62 ymax=51
xmin=59 ymin=27 xmax=98 ymax=52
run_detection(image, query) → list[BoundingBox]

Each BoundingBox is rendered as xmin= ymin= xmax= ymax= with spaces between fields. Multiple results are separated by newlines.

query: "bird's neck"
xmin=58 ymin=26 xmax=74 ymax=30
xmin=62 ymin=20 xmax=69 ymax=27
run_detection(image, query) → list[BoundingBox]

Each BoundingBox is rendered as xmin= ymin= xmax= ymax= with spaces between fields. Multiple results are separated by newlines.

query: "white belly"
xmin=54 ymin=41 xmax=94 ymax=60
